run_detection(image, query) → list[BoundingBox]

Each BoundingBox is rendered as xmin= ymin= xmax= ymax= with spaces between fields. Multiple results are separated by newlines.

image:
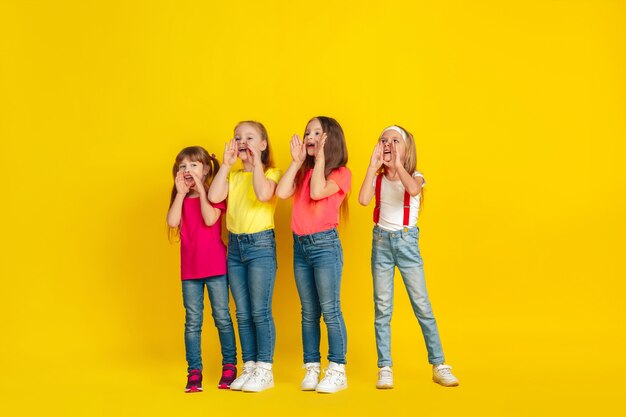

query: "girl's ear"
xmin=259 ymin=139 xmax=268 ymax=151
xmin=203 ymin=165 xmax=210 ymax=176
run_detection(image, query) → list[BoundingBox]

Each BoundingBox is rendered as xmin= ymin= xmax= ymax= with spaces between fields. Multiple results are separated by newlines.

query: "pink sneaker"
xmin=185 ymin=369 xmax=203 ymax=393
xmin=218 ymin=364 xmax=237 ymax=389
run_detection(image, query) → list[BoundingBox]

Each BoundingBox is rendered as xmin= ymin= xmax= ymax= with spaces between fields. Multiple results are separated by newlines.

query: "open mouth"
xmin=184 ymin=176 xmax=195 ymax=187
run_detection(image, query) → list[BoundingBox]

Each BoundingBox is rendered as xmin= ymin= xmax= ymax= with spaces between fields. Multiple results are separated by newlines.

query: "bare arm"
xmin=391 ymin=142 xmax=423 ymax=196
xmin=358 ymin=142 xmax=384 ymax=206
xmin=208 ymin=139 xmax=236 ymax=203
xmin=190 ymin=171 xmax=221 ymax=226
xmin=276 ymin=135 xmax=306 ymax=199
xmin=247 ymin=143 xmax=277 ymax=202
xmin=167 ymin=171 xmax=188 ymax=227
xmin=310 ymin=133 xmax=341 ymax=200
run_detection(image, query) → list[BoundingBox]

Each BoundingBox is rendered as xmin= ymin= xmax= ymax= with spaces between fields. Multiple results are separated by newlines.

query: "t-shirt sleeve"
xmin=212 ymin=199 xmax=227 ymax=211
xmin=329 ymin=167 xmax=352 ymax=193
xmin=414 ymin=171 xmax=426 ymax=187
xmin=265 ymin=167 xmax=282 ymax=183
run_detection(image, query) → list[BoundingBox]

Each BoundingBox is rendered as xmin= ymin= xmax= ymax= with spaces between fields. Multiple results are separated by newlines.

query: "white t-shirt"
xmin=375 ymin=172 xmax=425 ymax=231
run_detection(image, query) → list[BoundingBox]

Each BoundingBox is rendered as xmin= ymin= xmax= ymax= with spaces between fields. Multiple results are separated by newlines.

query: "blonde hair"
xmin=235 ymin=120 xmax=275 ymax=171
xmin=380 ymin=125 xmax=424 ymax=210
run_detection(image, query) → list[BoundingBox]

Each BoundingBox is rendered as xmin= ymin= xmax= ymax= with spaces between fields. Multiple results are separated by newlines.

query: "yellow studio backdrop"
xmin=1 ymin=0 xmax=625 ymax=415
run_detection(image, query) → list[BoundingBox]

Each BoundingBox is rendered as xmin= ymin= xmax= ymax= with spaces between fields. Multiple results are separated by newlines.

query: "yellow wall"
xmin=1 ymin=1 xmax=625 ymax=415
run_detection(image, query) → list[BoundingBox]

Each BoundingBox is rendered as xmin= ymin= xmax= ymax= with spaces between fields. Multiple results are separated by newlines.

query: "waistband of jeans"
xmin=293 ymin=227 xmax=339 ymax=244
xmin=229 ymin=229 xmax=275 ymax=243
xmin=373 ymin=225 xmax=418 ymax=238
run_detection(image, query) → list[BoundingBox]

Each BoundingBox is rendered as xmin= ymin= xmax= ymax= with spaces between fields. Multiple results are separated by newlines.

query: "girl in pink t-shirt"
xmin=167 ymin=146 xmax=237 ymax=393
xmin=276 ymin=116 xmax=351 ymax=393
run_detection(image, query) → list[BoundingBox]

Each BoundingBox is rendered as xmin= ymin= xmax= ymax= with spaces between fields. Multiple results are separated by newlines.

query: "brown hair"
xmin=296 ymin=116 xmax=350 ymax=221
xmin=295 ymin=116 xmax=348 ymax=187
xmin=168 ymin=146 xmax=220 ymax=241
xmin=235 ymin=120 xmax=275 ymax=171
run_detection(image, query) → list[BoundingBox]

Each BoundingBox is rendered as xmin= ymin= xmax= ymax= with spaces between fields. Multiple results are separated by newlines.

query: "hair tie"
xmin=381 ymin=125 xmax=407 ymax=142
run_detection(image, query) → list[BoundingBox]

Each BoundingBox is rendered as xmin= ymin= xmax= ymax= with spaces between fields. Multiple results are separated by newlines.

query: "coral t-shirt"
xmin=291 ymin=167 xmax=351 ymax=235
xmin=180 ymin=196 xmax=227 ymax=280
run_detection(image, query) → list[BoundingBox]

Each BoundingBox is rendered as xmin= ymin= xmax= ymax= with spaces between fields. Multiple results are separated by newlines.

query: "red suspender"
xmin=374 ymin=174 xmax=411 ymax=227
xmin=373 ymin=174 xmax=383 ymax=223
xmin=402 ymin=186 xmax=410 ymax=227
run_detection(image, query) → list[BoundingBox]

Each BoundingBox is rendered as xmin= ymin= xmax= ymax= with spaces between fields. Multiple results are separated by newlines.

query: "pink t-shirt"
xmin=291 ymin=167 xmax=351 ymax=235
xmin=180 ymin=196 xmax=227 ymax=280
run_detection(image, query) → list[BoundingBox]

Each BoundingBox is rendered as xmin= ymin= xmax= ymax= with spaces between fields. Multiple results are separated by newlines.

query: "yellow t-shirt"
xmin=226 ymin=167 xmax=282 ymax=234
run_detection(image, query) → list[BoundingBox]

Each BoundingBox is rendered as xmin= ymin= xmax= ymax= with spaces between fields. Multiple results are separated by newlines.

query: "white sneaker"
xmin=242 ymin=362 xmax=274 ymax=392
xmin=230 ymin=361 xmax=256 ymax=391
xmin=432 ymin=364 xmax=459 ymax=387
xmin=301 ymin=362 xmax=321 ymax=391
xmin=376 ymin=366 xmax=393 ymax=389
xmin=315 ymin=362 xmax=347 ymax=393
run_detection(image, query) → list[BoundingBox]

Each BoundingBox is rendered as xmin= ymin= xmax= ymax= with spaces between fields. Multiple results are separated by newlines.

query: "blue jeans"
xmin=293 ymin=228 xmax=347 ymax=364
xmin=182 ymin=275 xmax=237 ymax=371
xmin=372 ymin=226 xmax=445 ymax=367
xmin=228 ymin=229 xmax=277 ymax=363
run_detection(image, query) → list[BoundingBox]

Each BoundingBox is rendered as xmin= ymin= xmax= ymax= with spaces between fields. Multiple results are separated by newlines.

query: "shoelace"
xmin=436 ymin=366 xmax=452 ymax=376
xmin=322 ymin=368 xmax=343 ymax=385
xmin=379 ymin=369 xmax=392 ymax=379
xmin=241 ymin=365 xmax=255 ymax=375
xmin=303 ymin=364 xmax=320 ymax=376
xmin=249 ymin=367 xmax=270 ymax=383
xmin=222 ymin=369 xmax=235 ymax=378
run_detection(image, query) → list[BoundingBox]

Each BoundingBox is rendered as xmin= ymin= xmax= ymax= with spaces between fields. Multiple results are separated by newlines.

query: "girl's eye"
xmin=394 ymin=139 xmax=400 ymax=143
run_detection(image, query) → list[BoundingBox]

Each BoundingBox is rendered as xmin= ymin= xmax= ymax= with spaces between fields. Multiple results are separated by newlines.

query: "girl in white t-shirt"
xmin=358 ymin=125 xmax=459 ymax=389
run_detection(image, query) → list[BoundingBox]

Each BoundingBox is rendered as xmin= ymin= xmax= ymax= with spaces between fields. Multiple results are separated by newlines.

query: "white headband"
xmin=381 ymin=125 xmax=407 ymax=142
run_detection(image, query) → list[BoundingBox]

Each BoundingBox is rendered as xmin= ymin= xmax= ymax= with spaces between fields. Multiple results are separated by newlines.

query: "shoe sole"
xmin=242 ymin=382 xmax=275 ymax=392
xmin=301 ymin=386 xmax=317 ymax=391
xmin=316 ymin=384 xmax=348 ymax=394
xmin=376 ymin=383 xmax=394 ymax=389
xmin=217 ymin=384 xmax=231 ymax=389
xmin=185 ymin=387 xmax=203 ymax=393
xmin=433 ymin=378 xmax=459 ymax=387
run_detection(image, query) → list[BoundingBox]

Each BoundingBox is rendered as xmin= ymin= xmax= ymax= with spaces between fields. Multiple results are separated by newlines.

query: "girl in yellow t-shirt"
xmin=208 ymin=121 xmax=282 ymax=393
